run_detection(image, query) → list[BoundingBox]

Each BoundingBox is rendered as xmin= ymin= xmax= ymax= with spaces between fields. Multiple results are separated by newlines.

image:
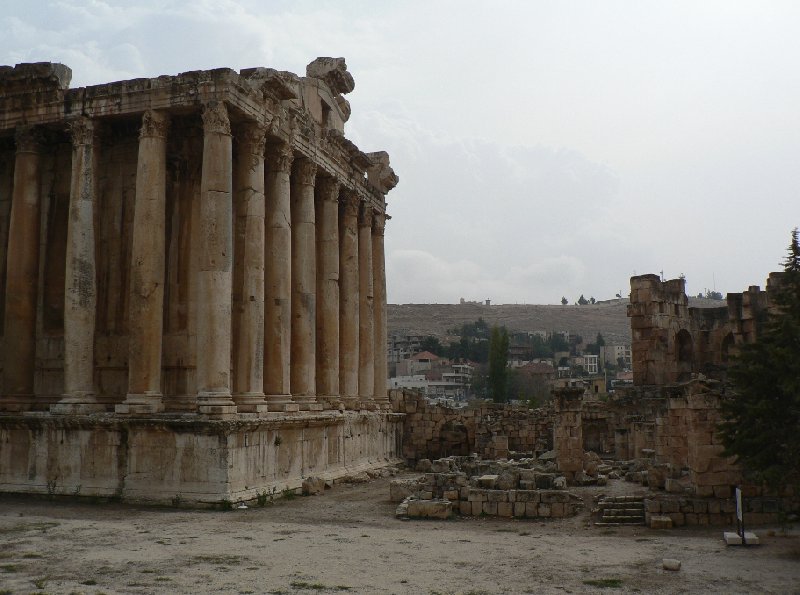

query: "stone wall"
xmin=392 ymin=391 xmax=553 ymax=462
xmin=627 ymin=273 xmax=783 ymax=385
xmin=0 ymin=411 xmax=403 ymax=506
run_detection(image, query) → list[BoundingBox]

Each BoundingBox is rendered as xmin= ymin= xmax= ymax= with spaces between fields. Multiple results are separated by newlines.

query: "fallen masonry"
xmin=391 ymin=455 xmax=583 ymax=519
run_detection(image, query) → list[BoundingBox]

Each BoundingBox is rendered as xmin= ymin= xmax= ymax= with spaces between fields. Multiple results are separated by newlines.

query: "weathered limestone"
xmin=52 ymin=116 xmax=103 ymax=414
xmin=264 ymin=141 xmax=297 ymax=412
xmin=116 ymin=110 xmax=169 ymax=415
xmin=372 ymin=210 xmax=388 ymax=405
xmin=358 ymin=201 xmax=374 ymax=406
xmin=315 ymin=176 xmax=340 ymax=401
xmin=290 ymin=157 xmax=320 ymax=410
xmin=0 ymin=59 xmax=399 ymax=505
xmin=338 ymin=190 xmax=360 ymax=409
xmin=1 ymin=126 xmax=43 ymax=411
xmin=196 ymin=101 xmax=237 ymax=418
xmin=232 ymin=122 xmax=268 ymax=414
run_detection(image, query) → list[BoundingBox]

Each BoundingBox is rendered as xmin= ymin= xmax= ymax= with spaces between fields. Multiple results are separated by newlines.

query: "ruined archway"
xmin=675 ymin=329 xmax=693 ymax=381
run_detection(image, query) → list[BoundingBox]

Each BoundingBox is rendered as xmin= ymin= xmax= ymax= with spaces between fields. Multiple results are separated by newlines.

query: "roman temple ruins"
xmin=0 ymin=58 xmax=402 ymax=505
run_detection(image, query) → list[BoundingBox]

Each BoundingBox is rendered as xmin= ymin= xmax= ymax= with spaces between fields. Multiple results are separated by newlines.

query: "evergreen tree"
xmin=719 ymin=229 xmax=800 ymax=490
xmin=488 ymin=326 xmax=509 ymax=403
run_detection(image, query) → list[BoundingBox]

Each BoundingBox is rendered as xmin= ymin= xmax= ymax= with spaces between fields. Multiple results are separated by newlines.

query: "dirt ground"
xmin=1 ymin=474 xmax=798 ymax=595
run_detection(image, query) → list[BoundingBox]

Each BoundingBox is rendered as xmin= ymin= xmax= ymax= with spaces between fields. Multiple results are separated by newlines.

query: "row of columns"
xmin=1 ymin=102 xmax=390 ymax=416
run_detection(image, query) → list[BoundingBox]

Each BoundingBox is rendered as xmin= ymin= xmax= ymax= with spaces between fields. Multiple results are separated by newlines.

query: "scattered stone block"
xmin=415 ymin=458 xmax=432 ymax=472
xmin=389 ymin=478 xmax=421 ymax=502
xmin=650 ymin=515 xmax=673 ymax=529
xmin=723 ymin=531 xmax=760 ymax=545
xmin=662 ymin=558 xmax=681 ymax=571
xmin=553 ymin=476 xmax=567 ymax=490
xmin=407 ymin=499 xmax=452 ymax=519
xmin=431 ymin=459 xmax=451 ymax=473
xmin=477 ymin=474 xmax=498 ymax=488
xmin=302 ymin=476 xmax=326 ymax=496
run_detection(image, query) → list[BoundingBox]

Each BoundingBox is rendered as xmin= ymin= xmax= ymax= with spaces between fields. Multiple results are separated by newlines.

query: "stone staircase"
xmin=595 ymin=496 xmax=646 ymax=526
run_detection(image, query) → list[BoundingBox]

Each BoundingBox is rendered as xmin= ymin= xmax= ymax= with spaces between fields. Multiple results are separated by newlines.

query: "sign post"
xmin=735 ymin=486 xmax=746 ymax=545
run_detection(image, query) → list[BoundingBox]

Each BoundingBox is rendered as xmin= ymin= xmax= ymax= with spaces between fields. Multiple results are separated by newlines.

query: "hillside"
xmin=388 ymin=298 xmax=725 ymax=345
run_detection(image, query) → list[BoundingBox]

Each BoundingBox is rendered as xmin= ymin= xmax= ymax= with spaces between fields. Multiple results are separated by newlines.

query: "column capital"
xmin=201 ymin=101 xmax=231 ymax=135
xmin=236 ymin=121 xmax=267 ymax=157
xmin=371 ymin=209 xmax=386 ymax=236
xmin=15 ymin=125 xmax=44 ymax=154
xmin=265 ymin=141 xmax=294 ymax=173
xmin=358 ymin=200 xmax=372 ymax=228
xmin=292 ymin=157 xmax=317 ymax=186
xmin=140 ymin=109 xmax=170 ymax=139
xmin=68 ymin=116 xmax=94 ymax=146
xmin=340 ymin=188 xmax=360 ymax=217
xmin=316 ymin=176 xmax=339 ymax=202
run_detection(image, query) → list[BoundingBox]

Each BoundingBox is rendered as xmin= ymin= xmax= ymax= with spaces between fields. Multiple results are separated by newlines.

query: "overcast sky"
xmin=3 ymin=1 xmax=799 ymax=304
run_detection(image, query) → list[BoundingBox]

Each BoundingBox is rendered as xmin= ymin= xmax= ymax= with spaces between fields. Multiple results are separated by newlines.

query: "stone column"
xmin=1 ymin=126 xmax=43 ymax=412
xmin=290 ymin=157 xmax=321 ymax=411
xmin=263 ymin=142 xmax=298 ymax=412
xmin=52 ymin=117 xmax=104 ymax=414
xmin=372 ymin=209 xmax=389 ymax=405
xmin=116 ymin=110 xmax=169 ymax=415
xmin=315 ymin=176 xmax=340 ymax=402
xmin=358 ymin=200 xmax=375 ymax=408
xmin=231 ymin=122 xmax=269 ymax=415
xmin=195 ymin=101 xmax=237 ymax=418
xmin=338 ymin=190 xmax=360 ymax=409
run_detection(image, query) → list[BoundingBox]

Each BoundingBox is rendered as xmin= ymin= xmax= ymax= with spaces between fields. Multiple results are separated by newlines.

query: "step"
xmin=602 ymin=510 xmax=645 ymax=519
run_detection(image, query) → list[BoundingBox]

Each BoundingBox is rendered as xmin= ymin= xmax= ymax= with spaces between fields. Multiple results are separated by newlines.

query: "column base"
xmin=115 ymin=392 xmax=165 ymax=415
xmin=316 ymin=396 xmax=345 ymax=411
xmin=340 ymin=396 xmax=360 ymax=411
xmin=359 ymin=398 xmax=378 ymax=411
xmin=265 ymin=394 xmax=300 ymax=413
xmin=197 ymin=391 xmax=238 ymax=419
xmin=51 ymin=394 xmax=107 ymax=415
xmin=293 ymin=395 xmax=323 ymax=412
xmin=232 ymin=392 xmax=270 ymax=414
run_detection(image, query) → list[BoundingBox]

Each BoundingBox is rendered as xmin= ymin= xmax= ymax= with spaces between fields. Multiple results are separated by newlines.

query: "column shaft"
xmin=290 ymin=157 xmax=320 ymax=409
xmin=1 ymin=126 xmax=42 ymax=411
xmin=358 ymin=201 xmax=374 ymax=407
xmin=263 ymin=142 xmax=297 ymax=411
xmin=338 ymin=190 xmax=360 ymax=408
xmin=232 ymin=122 xmax=268 ymax=414
xmin=372 ymin=210 xmax=389 ymax=404
xmin=196 ymin=101 xmax=237 ymax=417
xmin=117 ymin=110 xmax=169 ymax=414
xmin=315 ymin=177 xmax=340 ymax=400
xmin=52 ymin=117 xmax=103 ymax=413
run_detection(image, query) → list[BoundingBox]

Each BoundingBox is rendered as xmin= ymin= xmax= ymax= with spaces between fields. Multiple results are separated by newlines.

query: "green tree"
xmin=718 ymin=229 xmax=800 ymax=491
xmin=561 ymin=296 xmax=568 ymax=305
xmin=488 ymin=326 xmax=509 ymax=403
xmin=420 ymin=335 xmax=445 ymax=356
xmin=577 ymin=294 xmax=588 ymax=305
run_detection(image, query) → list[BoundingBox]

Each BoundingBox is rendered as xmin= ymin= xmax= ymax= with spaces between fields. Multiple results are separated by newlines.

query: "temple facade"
xmin=0 ymin=58 xmax=402 ymax=505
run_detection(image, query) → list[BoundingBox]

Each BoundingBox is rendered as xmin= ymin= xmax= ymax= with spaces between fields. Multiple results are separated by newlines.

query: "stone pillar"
xmin=1 ymin=126 xmax=43 ymax=412
xmin=372 ymin=209 xmax=389 ymax=405
xmin=231 ymin=122 xmax=269 ymax=415
xmin=315 ymin=176 xmax=340 ymax=402
xmin=195 ymin=101 xmax=237 ymax=418
xmin=116 ymin=110 xmax=169 ymax=415
xmin=358 ymin=201 xmax=375 ymax=408
xmin=338 ymin=190 xmax=360 ymax=409
xmin=52 ymin=117 xmax=104 ymax=414
xmin=290 ymin=157 xmax=321 ymax=411
xmin=263 ymin=142 xmax=298 ymax=412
